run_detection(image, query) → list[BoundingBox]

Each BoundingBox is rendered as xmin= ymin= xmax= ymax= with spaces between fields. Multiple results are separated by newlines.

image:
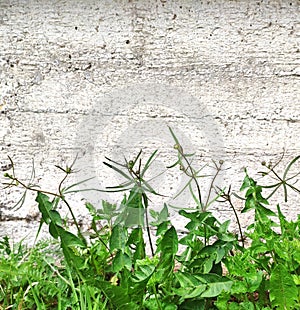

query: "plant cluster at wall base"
xmin=1 ymin=129 xmax=300 ymax=309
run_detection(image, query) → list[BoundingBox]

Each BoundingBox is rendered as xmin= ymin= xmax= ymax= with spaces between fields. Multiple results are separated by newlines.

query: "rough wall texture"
xmin=0 ymin=0 xmax=299 ymax=244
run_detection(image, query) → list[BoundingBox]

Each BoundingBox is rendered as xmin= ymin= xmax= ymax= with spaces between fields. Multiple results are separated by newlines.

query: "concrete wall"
xmin=0 ymin=0 xmax=299 ymax=243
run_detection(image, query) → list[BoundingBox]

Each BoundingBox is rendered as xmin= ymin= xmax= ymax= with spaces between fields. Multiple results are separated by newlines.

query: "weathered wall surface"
xmin=0 ymin=0 xmax=299 ymax=243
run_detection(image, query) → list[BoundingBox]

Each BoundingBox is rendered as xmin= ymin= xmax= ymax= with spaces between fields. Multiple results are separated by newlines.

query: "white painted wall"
xmin=0 ymin=0 xmax=299 ymax=243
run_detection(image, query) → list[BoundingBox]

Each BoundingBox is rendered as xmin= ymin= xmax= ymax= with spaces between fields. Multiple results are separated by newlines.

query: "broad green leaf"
xmin=143 ymin=298 xmax=161 ymax=310
xmin=131 ymin=261 xmax=155 ymax=283
xmin=156 ymin=221 xmax=169 ymax=237
xmin=110 ymin=225 xmax=127 ymax=251
xmin=49 ymin=210 xmax=63 ymax=226
xmin=196 ymin=274 xmax=233 ymax=298
xmin=240 ymin=173 xmax=253 ymax=191
xmin=239 ymin=302 xmax=255 ymax=310
xmin=173 ymin=272 xmax=207 ymax=298
xmin=203 ymin=255 xmax=215 ymax=273
xmin=125 ymin=207 xmax=145 ymax=227
xmin=112 ymin=250 xmax=132 ymax=272
xmin=85 ymin=202 xmax=96 ymax=216
xmin=198 ymin=241 xmax=228 ymax=264
xmin=175 ymin=271 xmax=202 ymax=287
xmin=157 ymin=226 xmax=178 ymax=281
xmin=58 ymin=228 xmax=86 ymax=248
xmin=95 ymin=280 xmax=139 ymax=310
xmin=127 ymin=228 xmax=145 ymax=261
xmin=36 ymin=192 xmax=54 ymax=224
xmin=179 ymin=210 xmax=211 ymax=224
xmin=270 ymin=264 xmax=298 ymax=309
xmin=49 ymin=222 xmax=59 ymax=239
xmin=242 ymin=197 xmax=256 ymax=213
xmin=173 ymin=285 xmax=206 ymax=299
xmin=178 ymin=300 xmax=205 ymax=310
xmin=245 ymin=272 xmax=264 ymax=292
xmin=218 ymin=220 xmax=231 ymax=234
xmin=161 ymin=226 xmax=178 ymax=255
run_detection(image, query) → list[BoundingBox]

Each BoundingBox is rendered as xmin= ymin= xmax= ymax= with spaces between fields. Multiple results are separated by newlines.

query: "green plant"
xmin=218 ymin=169 xmax=300 ymax=309
xmin=1 ymin=128 xmax=300 ymax=309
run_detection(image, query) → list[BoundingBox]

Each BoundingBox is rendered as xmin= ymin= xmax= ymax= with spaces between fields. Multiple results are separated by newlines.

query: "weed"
xmin=1 ymin=128 xmax=300 ymax=309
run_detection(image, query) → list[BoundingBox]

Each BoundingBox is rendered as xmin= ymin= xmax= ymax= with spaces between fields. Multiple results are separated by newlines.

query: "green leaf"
xmin=292 ymin=274 xmax=300 ymax=286
xmin=103 ymin=161 xmax=132 ymax=181
xmin=112 ymin=250 xmax=132 ymax=272
xmin=156 ymin=221 xmax=169 ymax=237
xmin=156 ymin=226 xmax=178 ymax=281
xmin=150 ymin=204 xmax=169 ymax=226
xmin=196 ymin=274 xmax=233 ymax=298
xmin=238 ymin=302 xmax=255 ymax=310
xmin=59 ymin=229 xmax=86 ymax=268
xmin=230 ymin=272 xmax=263 ymax=294
xmin=140 ymin=149 xmax=158 ymax=178
xmin=129 ymin=261 xmax=156 ymax=304
xmin=161 ymin=226 xmax=178 ymax=255
xmin=270 ymin=264 xmax=298 ymax=309
xmin=240 ymin=172 xmax=253 ymax=191
xmin=168 ymin=126 xmax=180 ymax=145
xmin=178 ymin=300 xmax=205 ymax=310
xmin=49 ymin=222 xmax=59 ymax=239
xmin=59 ymin=228 xmax=86 ymax=248
xmin=175 ymin=270 xmax=202 ymax=287
xmin=174 ymin=271 xmax=231 ymax=300
xmin=110 ymin=225 xmax=127 ymax=251
xmin=179 ymin=210 xmax=211 ymax=224
xmin=95 ymin=280 xmax=139 ymax=310
xmin=49 ymin=210 xmax=63 ymax=226
xmin=36 ymin=192 xmax=54 ymax=224
xmin=127 ymin=228 xmax=146 ymax=261
xmin=131 ymin=260 xmax=155 ymax=283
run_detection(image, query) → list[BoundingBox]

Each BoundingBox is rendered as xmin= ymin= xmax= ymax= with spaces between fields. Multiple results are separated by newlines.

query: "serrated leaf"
xmin=270 ymin=264 xmax=298 ymax=309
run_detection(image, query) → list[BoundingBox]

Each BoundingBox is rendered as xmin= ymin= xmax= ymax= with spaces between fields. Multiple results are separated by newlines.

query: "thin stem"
xmin=127 ymin=157 xmax=155 ymax=257
xmin=227 ymin=196 xmax=244 ymax=248
xmin=153 ymin=284 xmax=162 ymax=310
xmin=61 ymin=198 xmax=86 ymax=245
xmin=8 ymin=177 xmax=61 ymax=198
xmin=178 ymin=150 xmax=203 ymax=210
xmin=142 ymin=193 xmax=154 ymax=256
xmin=204 ymin=160 xmax=223 ymax=210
